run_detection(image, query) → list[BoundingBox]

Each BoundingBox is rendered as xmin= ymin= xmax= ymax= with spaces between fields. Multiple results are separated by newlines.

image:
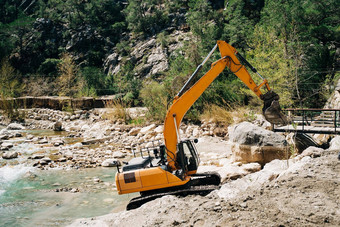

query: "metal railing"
xmin=273 ymin=108 xmax=340 ymax=134
xmin=131 ymin=139 xmax=164 ymax=159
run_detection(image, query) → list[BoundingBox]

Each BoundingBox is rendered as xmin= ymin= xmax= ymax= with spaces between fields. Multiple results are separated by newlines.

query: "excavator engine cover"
xmin=262 ymin=90 xmax=289 ymax=125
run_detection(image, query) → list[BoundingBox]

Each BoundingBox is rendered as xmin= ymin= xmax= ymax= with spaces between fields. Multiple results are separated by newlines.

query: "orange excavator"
xmin=115 ymin=41 xmax=288 ymax=209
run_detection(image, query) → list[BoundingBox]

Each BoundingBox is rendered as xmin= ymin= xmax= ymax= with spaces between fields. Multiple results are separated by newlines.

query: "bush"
xmin=140 ymin=80 xmax=168 ymax=121
xmin=103 ymin=99 xmax=131 ymax=123
xmin=200 ymin=104 xmax=233 ymax=126
xmin=22 ymin=76 xmax=58 ymax=96
xmin=57 ymin=53 xmax=79 ymax=97
xmin=0 ymin=58 xmax=22 ymax=97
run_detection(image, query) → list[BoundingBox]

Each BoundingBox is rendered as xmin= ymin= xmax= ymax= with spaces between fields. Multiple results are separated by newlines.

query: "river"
xmin=0 ymin=165 xmax=135 ymax=226
xmin=0 ymin=127 xmax=134 ymax=227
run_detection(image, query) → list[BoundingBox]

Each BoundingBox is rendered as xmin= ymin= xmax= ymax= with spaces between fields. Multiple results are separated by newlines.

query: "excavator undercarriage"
xmin=127 ymin=172 xmax=221 ymax=210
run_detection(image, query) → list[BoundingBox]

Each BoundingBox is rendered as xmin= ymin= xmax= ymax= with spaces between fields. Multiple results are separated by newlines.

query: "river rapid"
xmin=0 ymin=127 xmax=133 ymax=227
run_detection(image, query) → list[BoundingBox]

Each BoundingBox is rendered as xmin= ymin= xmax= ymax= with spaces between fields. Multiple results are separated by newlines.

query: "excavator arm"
xmin=164 ymin=40 xmax=288 ymax=171
xmin=116 ymin=40 xmax=289 ymax=208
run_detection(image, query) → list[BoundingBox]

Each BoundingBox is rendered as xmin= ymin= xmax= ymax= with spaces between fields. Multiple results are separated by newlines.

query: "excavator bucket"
xmin=262 ymin=90 xmax=289 ymax=126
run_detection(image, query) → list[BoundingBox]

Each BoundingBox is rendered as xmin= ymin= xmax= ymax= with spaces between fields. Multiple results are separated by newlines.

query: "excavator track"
xmin=126 ymin=172 xmax=221 ymax=210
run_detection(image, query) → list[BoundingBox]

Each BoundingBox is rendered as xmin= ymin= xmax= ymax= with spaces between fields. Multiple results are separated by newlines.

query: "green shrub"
xmin=140 ymin=80 xmax=168 ymax=121
xmin=0 ymin=59 xmax=22 ymax=97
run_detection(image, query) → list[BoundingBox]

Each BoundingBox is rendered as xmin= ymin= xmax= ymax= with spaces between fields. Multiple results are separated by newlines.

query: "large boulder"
xmin=229 ymin=122 xmax=288 ymax=165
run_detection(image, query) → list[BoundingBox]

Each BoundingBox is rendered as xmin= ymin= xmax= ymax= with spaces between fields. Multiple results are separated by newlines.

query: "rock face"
xmin=324 ymin=78 xmax=340 ymax=109
xmin=10 ymin=18 xmax=65 ymax=74
xmin=229 ymin=122 xmax=288 ymax=165
xmin=103 ymin=31 xmax=190 ymax=78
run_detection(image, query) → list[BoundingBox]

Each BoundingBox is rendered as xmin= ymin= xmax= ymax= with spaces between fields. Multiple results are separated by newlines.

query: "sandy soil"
xmin=69 ymin=147 xmax=340 ymax=227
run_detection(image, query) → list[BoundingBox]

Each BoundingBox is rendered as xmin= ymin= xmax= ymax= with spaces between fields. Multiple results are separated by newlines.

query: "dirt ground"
xmin=70 ymin=149 xmax=340 ymax=227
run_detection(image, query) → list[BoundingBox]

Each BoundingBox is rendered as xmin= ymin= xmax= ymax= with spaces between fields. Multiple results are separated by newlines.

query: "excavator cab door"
xmin=177 ymin=140 xmax=199 ymax=174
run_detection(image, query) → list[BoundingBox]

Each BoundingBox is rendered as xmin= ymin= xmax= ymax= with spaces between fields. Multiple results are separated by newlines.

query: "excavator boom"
xmin=116 ymin=40 xmax=288 ymax=209
xmin=164 ymin=40 xmax=288 ymax=171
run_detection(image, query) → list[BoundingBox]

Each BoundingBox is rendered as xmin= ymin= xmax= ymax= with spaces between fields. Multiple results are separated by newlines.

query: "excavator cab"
xmin=175 ymin=139 xmax=200 ymax=177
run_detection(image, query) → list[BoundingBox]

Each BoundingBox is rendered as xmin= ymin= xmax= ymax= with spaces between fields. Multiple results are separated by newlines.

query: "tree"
xmin=0 ymin=58 xmax=21 ymax=97
xmin=140 ymin=80 xmax=168 ymax=121
xmin=222 ymin=0 xmax=264 ymax=49
xmin=246 ymin=26 xmax=295 ymax=108
xmin=187 ymin=0 xmax=220 ymax=50
xmin=125 ymin=0 xmax=168 ymax=36
xmin=57 ymin=53 xmax=80 ymax=97
xmin=260 ymin=0 xmax=339 ymax=108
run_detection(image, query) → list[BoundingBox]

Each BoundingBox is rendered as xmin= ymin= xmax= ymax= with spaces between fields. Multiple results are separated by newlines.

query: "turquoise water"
xmin=0 ymin=128 xmax=135 ymax=226
xmin=0 ymin=166 xmax=134 ymax=227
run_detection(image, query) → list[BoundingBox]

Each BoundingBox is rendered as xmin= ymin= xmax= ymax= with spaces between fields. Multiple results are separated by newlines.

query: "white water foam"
xmin=13 ymin=142 xmax=41 ymax=155
xmin=0 ymin=165 xmax=35 ymax=194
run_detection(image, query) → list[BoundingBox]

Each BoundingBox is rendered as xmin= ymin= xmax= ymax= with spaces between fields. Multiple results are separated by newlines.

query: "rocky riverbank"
xmin=0 ymin=107 xmax=233 ymax=171
xmin=70 ymin=148 xmax=340 ymax=227
xmin=1 ymin=107 xmax=340 ymax=226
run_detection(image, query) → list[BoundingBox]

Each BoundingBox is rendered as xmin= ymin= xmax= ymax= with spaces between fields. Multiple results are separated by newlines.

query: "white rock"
xmin=6 ymin=123 xmax=25 ymax=130
xmin=242 ymin=162 xmax=262 ymax=173
xmin=140 ymin=124 xmax=156 ymax=134
xmin=2 ymin=151 xmax=18 ymax=159
xmin=101 ymin=159 xmax=121 ymax=167
xmin=81 ymin=124 xmax=91 ymax=131
xmin=328 ymin=136 xmax=340 ymax=150
xmin=38 ymin=138 xmax=48 ymax=144
xmin=41 ymin=157 xmax=52 ymax=163
xmin=93 ymin=178 xmax=101 ymax=183
xmin=300 ymin=146 xmax=324 ymax=158
xmin=1 ymin=142 xmax=13 ymax=149
xmin=32 ymin=154 xmax=45 ymax=159
xmin=73 ymin=143 xmax=83 ymax=149
xmin=112 ymin=151 xmax=125 ymax=158
xmin=129 ymin=128 xmax=141 ymax=136
xmin=154 ymin=125 xmax=163 ymax=134
xmin=192 ymin=127 xmax=200 ymax=137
